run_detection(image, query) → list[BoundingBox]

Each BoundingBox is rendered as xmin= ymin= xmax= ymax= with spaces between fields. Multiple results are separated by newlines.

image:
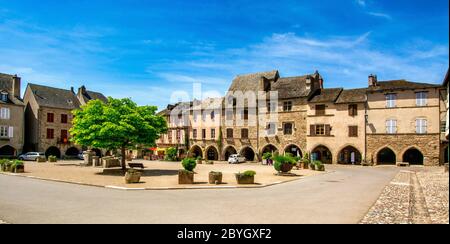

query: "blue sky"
xmin=0 ymin=0 xmax=448 ymax=109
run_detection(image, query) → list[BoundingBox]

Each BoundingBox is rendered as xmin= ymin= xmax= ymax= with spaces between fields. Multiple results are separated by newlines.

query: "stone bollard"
xmin=92 ymin=156 xmax=100 ymax=167
xmin=84 ymin=150 xmax=94 ymax=166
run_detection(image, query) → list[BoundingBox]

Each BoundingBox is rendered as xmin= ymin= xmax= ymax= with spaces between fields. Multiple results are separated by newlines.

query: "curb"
xmin=0 ymin=170 xmax=332 ymax=191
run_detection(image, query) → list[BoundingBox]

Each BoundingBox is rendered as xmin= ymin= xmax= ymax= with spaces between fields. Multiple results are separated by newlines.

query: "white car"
xmin=18 ymin=152 xmax=45 ymax=161
xmin=228 ymin=154 xmax=246 ymax=164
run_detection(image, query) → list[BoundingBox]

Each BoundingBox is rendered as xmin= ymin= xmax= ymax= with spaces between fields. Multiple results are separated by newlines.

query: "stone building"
xmin=156 ymin=102 xmax=192 ymax=158
xmin=441 ymin=70 xmax=449 ymax=164
xmin=365 ymin=75 xmax=442 ymax=166
xmin=307 ymin=88 xmax=367 ymax=165
xmin=0 ymin=73 xmax=25 ymax=157
xmin=159 ymin=70 xmax=446 ymax=166
xmin=23 ymin=84 xmax=107 ymax=158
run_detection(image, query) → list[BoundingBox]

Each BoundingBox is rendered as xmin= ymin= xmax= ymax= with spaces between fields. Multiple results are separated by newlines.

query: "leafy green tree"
xmin=70 ymin=98 xmax=168 ymax=170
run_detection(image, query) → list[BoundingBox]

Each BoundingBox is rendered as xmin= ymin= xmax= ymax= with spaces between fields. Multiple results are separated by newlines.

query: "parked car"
xmin=228 ymin=154 xmax=246 ymax=164
xmin=77 ymin=153 xmax=85 ymax=160
xmin=18 ymin=152 xmax=45 ymax=161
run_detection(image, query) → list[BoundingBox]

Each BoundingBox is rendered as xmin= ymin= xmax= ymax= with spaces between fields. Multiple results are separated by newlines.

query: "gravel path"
xmin=361 ymin=167 xmax=449 ymax=224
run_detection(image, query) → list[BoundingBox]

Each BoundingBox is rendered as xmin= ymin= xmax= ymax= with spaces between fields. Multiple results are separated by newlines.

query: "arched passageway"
xmin=223 ymin=146 xmax=237 ymax=161
xmin=206 ymin=146 xmax=219 ymax=161
xmin=45 ymin=146 xmax=61 ymax=158
xmin=338 ymin=146 xmax=362 ymax=165
xmin=377 ymin=148 xmax=396 ymax=164
xmin=285 ymin=145 xmax=302 ymax=157
xmin=0 ymin=145 xmax=16 ymax=157
xmin=241 ymin=147 xmax=256 ymax=161
xmin=312 ymin=145 xmax=333 ymax=164
xmin=402 ymin=148 xmax=424 ymax=165
xmin=189 ymin=145 xmax=203 ymax=159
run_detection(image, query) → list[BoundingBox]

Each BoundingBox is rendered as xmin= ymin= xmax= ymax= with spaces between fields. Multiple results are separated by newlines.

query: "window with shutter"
xmin=386 ymin=119 xmax=397 ymax=134
xmin=226 ymin=128 xmax=233 ymax=139
xmin=416 ymin=119 xmax=427 ymax=134
xmin=416 ymin=92 xmax=428 ymax=107
xmin=47 ymin=113 xmax=54 ymax=123
xmin=0 ymin=126 xmax=7 ymax=138
xmin=315 ymin=105 xmax=326 ymax=116
xmin=325 ymin=125 xmax=331 ymax=136
xmin=349 ymin=126 xmax=358 ymax=137
xmin=0 ymin=108 xmax=10 ymax=119
xmin=193 ymin=129 xmax=197 ymax=139
xmin=241 ymin=129 xmax=249 ymax=139
xmin=348 ymin=104 xmax=358 ymax=116
xmin=8 ymin=126 xmax=13 ymax=138
xmin=386 ymin=94 xmax=397 ymax=108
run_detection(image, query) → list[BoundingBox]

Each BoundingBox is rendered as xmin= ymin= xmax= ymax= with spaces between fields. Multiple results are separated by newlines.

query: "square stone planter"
xmin=235 ymin=174 xmax=255 ymax=185
xmin=48 ymin=158 xmax=58 ymax=163
xmin=208 ymin=172 xmax=223 ymax=184
xmin=36 ymin=157 xmax=46 ymax=163
xmin=13 ymin=165 xmax=25 ymax=173
xmin=315 ymin=164 xmax=325 ymax=171
xmin=179 ymin=170 xmax=194 ymax=184
xmin=125 ymin=171 xmax=141 ymax=184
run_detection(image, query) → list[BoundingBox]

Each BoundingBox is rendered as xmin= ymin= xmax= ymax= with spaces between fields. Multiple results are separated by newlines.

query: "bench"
xmin=128 ymin=163 xmax=145 ymax=169
xmin=396 ymin=162 xmax=410 ymax=167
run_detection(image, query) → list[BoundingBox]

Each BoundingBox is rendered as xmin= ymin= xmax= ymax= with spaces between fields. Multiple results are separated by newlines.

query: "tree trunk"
xmin=121 ymin=146 xmax=126 ymax=171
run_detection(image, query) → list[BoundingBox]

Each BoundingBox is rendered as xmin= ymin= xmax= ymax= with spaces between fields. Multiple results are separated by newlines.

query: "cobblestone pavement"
xmin=361 ymin=167 xmax=448 ymax=224
xmin=416 ymin=168 xmax=449 ymax=224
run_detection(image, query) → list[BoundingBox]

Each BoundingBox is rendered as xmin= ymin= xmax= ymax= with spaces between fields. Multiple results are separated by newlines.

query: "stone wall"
xmin=367 ymin=134 xmax=440 ymax=166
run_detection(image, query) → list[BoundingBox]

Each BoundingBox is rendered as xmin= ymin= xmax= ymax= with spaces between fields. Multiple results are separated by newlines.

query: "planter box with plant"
xmin=235 ymin=170 xmax=256 ymax=184
xmin=179 ymin=158 xmax=197 ymax=184
xmin=10 ymin=160 xmax=25 ymax=173
xmin=36 ymin=157 xmax=46 ymax=163
xmin=209 ymin=171 xmax=223 ymax=185
xmin=125 ymin=169 xmax=142 ymax=184
xmin=0 ymin=159 xmax=12 ymax=172
xmin=273 ymin=155 xmax=297 ymax=173
xmin=48 ymin=155 xmax=58 ymax=163
xmin=312 ymin=160 xmax=325 ymax=171
xmin=262 ymin=152 xmax=272 ymax=165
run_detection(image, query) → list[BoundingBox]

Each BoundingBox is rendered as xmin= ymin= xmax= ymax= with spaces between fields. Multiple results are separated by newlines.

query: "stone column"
xmin=84 ymin=150 xmax=94 ymax=166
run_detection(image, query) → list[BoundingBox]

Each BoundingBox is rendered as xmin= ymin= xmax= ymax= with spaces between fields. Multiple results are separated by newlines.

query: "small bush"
xmin=262 ymin=152 xmax=272 ymax=160
xmin=11 ymin=160 xmax=24 ymax=172
xmin=182 ymin=158 xmax=197 ymax=172
xmin=165 ymin=147 xmax=178 ymax=161
xmin=313 ymin=160 xmax=323 ymax=166
xmin=242 ymin=170 xmax=256 ymax=177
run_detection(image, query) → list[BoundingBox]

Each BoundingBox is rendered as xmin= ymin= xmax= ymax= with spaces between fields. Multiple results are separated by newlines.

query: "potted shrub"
xmin=262 ymin=152 xmax=272 ymax=165
xmin=125 ymin=169 xmax=141 ymax=184
xmin=11 ymin=160 xmax=25 ymax=173
xmin=0 ymin=159 xmax=11 ymax=172
xmin=235 ymin=170 xmax=256 ymax=184
xmin=273 ymin=155 xmax=296 ymax=173
xmin=209 ymin=171 xmax=223 ymax=185
xmin=2 ymin=160 xmax=13 ymax=172
xmin=313 ymin=160 xmax=325 ymax=171
xmin=300 ymin=153 xmax=310 ymax=169
xmin=36 ymin=156 xmax=46 ymax=163
xmin=48 ymin=155 xmax=58 ymax=163
xmin=179 ymin=158 xmax=197 ymax=184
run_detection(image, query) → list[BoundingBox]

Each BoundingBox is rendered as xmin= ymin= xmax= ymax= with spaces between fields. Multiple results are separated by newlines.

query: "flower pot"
xmin=125 ymin=171 xmax=141 ymax=184
xmin=235 ymin=174 xmax=255 ymax=184
xmin=49 ymin=158 xmax=57 ymax=163
xmin=309 ymin=164 xmax=316 ymax=171
xmin=280 ymin=163 xmax=294 ymax=173
xmin=178 ymin=170 xmax=194 ymax=184
xmin=209 ymin=172 xmax=223 ymax=184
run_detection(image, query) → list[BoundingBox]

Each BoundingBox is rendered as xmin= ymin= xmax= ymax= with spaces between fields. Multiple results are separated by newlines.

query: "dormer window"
xmin=0 ymin=92 xmax=8 ymax=102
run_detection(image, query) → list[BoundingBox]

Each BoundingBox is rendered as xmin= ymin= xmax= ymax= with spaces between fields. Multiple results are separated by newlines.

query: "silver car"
xmin=18 ymin=152 xmax=46 ymax=161
xmin=228 ymin=154 xmax=247 ymax=164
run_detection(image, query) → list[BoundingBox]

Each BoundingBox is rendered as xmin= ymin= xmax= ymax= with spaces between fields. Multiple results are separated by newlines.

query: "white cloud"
xmin=367 ymin=12 xmax=392 ymax=20
xmin=356 ymin=0 xmax=366 ymax=7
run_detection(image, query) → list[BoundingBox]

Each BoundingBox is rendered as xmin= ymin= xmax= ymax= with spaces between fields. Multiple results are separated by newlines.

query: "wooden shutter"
xmin=310 ymin=125 xmax=315 ymax=136
xmin=8 ymin=126 xmax=13 ymax=138
xmin=325 ymin=125 xmax=331 ymax=136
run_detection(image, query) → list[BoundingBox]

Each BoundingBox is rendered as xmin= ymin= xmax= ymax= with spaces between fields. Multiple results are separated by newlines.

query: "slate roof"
xmin=368 ymin=80 xmax=441 ymax=92
xmin=0 ymin=73 xmax=24 ymax=106
xmin=335 ymin=88 xmax=367 ymax=104
xmin=309 ymin=88 xmax=343 ymax=103
xmin=228 ymin=70 xmax=279 ymax=92
xmin=82 ymin=90 xmax=108 ymax=103
xmin=28 ymin=84 xmax=81 ymax=110
xmin=272 ymin=75 xmax=315 ymax=99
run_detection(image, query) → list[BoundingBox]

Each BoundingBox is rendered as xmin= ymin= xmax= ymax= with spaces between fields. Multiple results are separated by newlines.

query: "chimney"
xmin=78 ymin=85 xmax=87 ymax=95
xmin=368 ymin=74 xmax=378 ymax=87
xmin=12 ymin=75 xmax=21 ymax=98
xmin=70 ymin=87 xmax=75 ymax=94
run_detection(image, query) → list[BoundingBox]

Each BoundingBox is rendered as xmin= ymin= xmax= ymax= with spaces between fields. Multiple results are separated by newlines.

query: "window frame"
xmin=416 ymin=118 xmax=427 ymax=134
xmin=415 ymin=92 xmax=428 ymax=107
xmin=386 ymin=93 xmax=397 ymax=108
xmin=386 ymin=119 xmax=397 ymax=134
